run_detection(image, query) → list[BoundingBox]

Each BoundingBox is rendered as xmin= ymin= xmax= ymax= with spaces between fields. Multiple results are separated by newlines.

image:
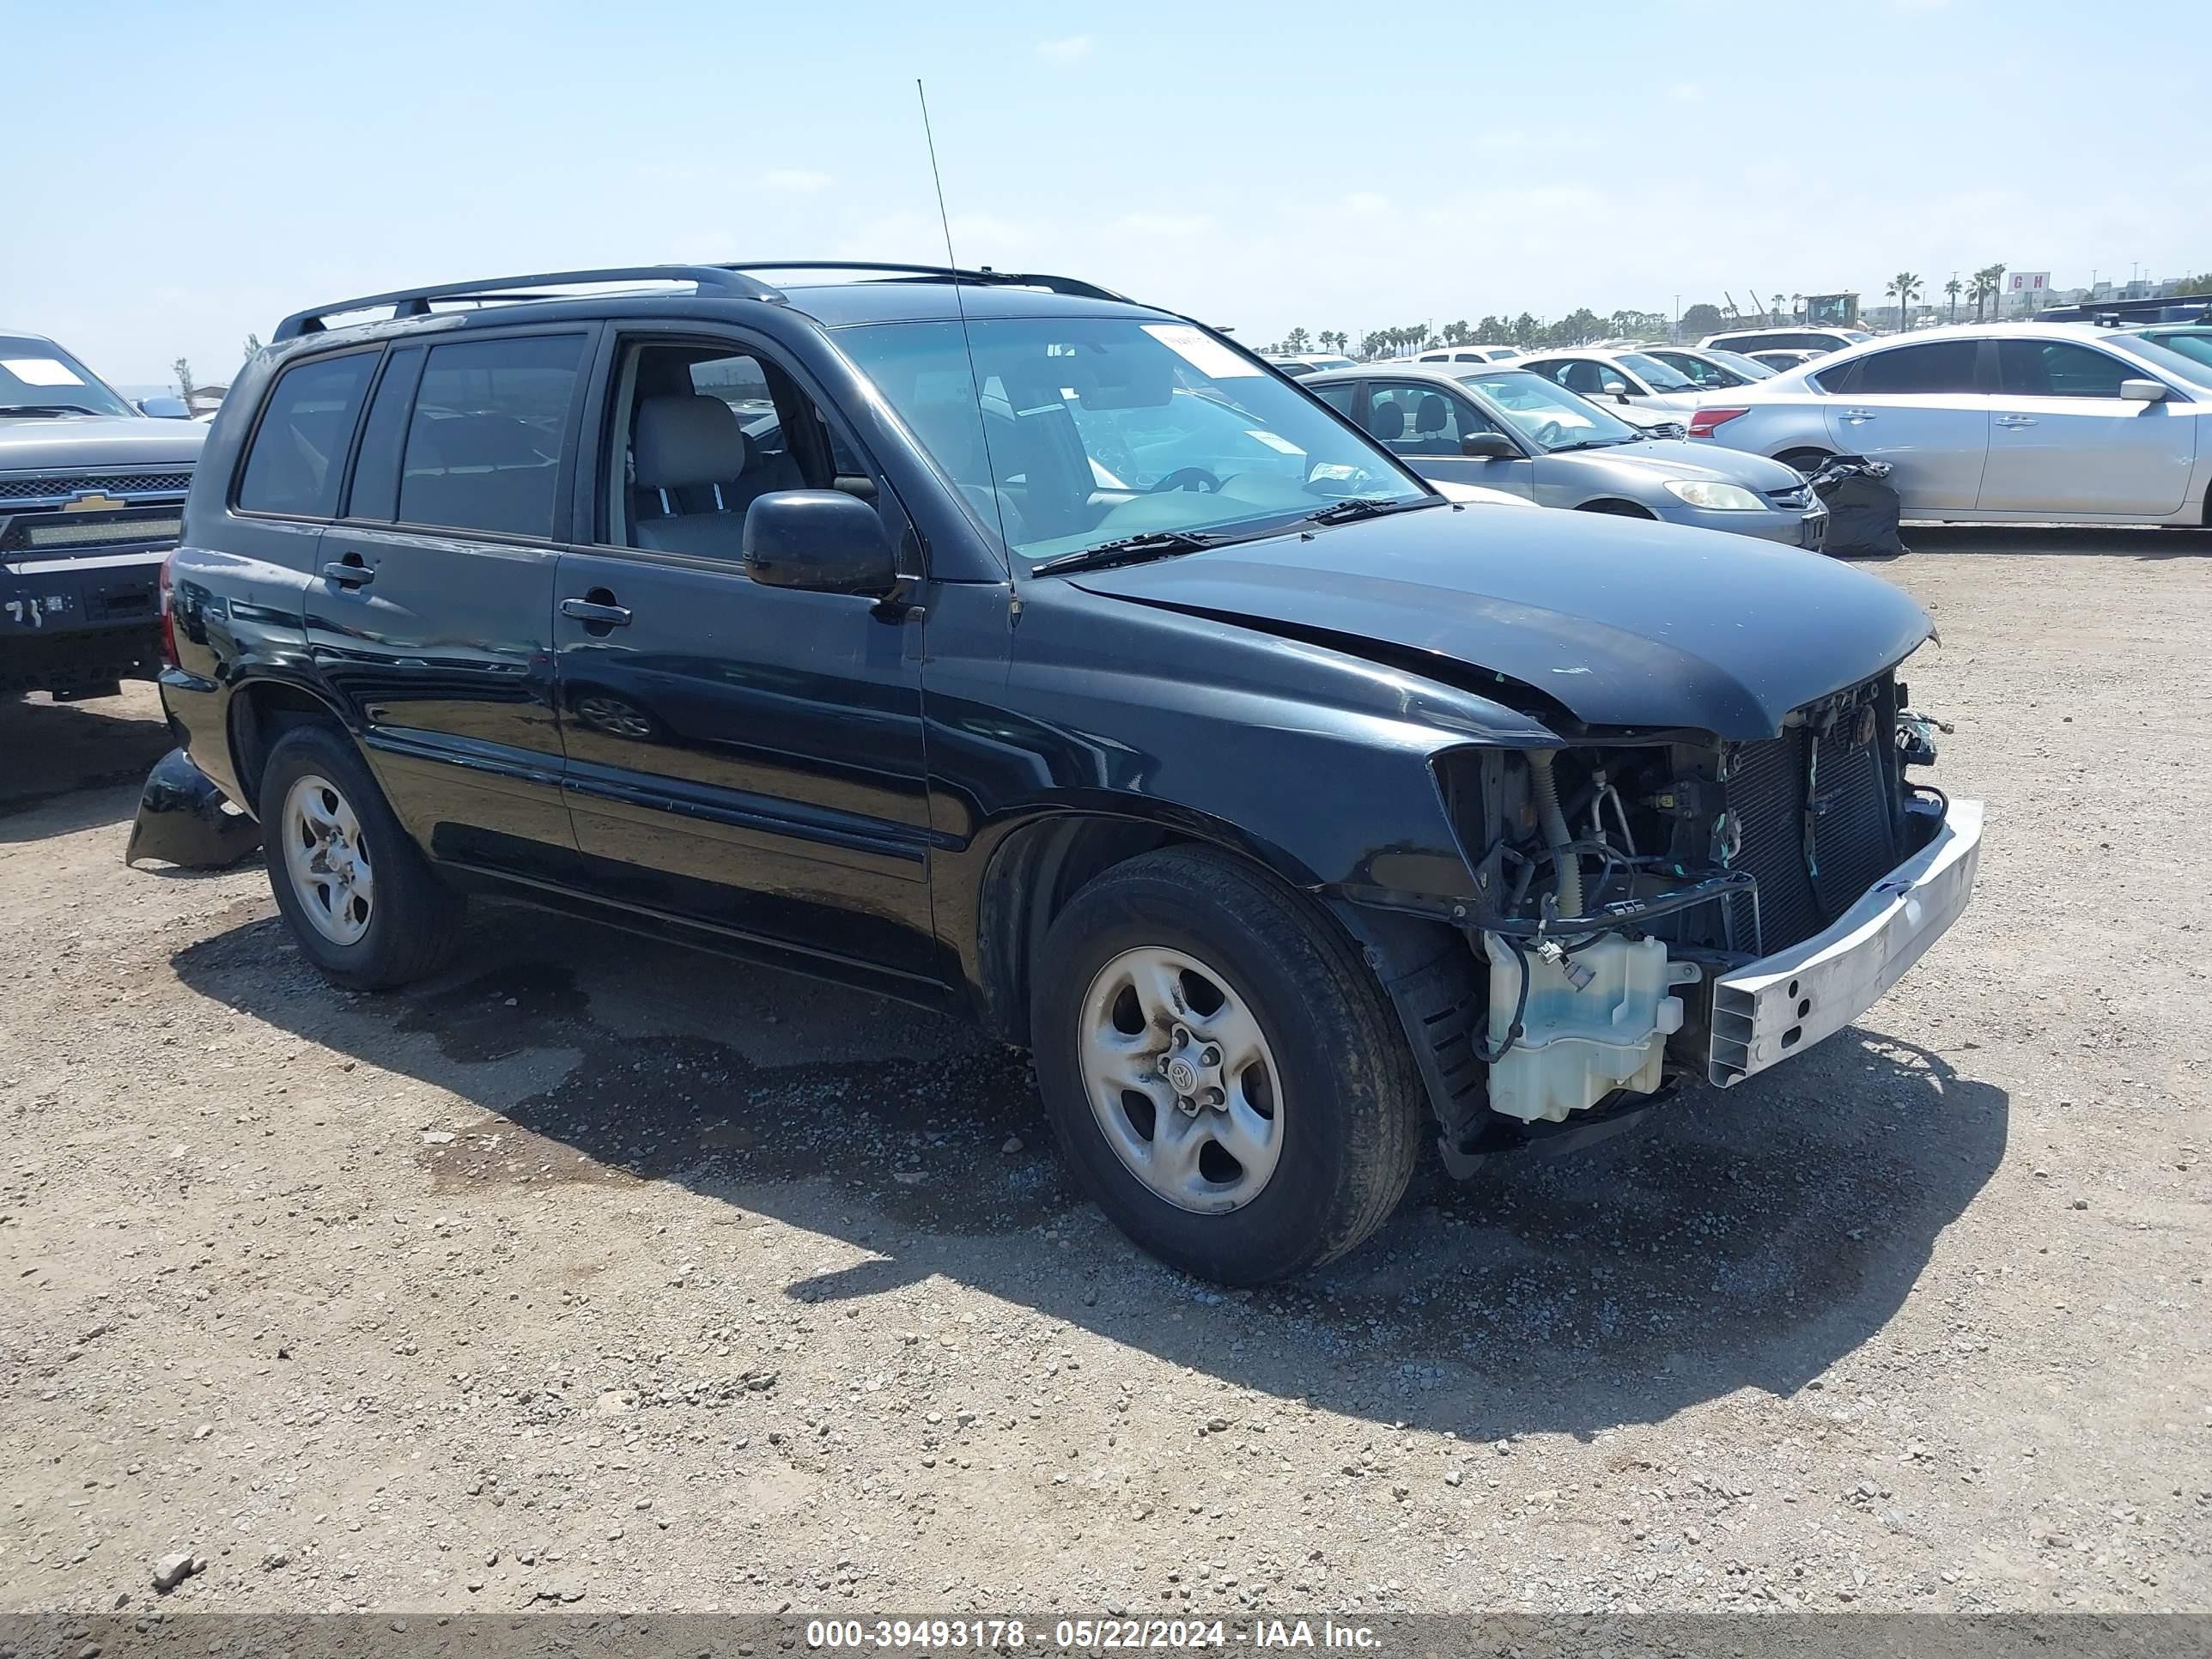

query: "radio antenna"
xmin=915 ymin=78 xmax=1013 ymax=580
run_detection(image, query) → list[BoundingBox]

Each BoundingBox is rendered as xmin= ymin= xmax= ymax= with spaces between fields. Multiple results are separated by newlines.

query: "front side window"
xmin=1362 ymin=380 xmax=1491 ymax=457
xmin=1997 ymin=340 xmax=2139 ymax=398
xmin=395 ymin=334 xmax=586 ymax=538
xmin=834 ymin=318 xmax=1426 ymax=562
xmin=236 ymin=351 xmax=377 ymax=518
xmin=1850 ymin=341 xmax=1982 ymax=396
xmin=608 ymin=343 xmax=859 ymax=561
xmin=1461 ymin=369 xmax=1641 ymax=452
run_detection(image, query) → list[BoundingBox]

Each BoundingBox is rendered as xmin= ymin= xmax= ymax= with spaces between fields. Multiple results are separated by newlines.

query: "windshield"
xmin=0 ymin=341 xmax=137 ymax=417
xmin=836 ymin=318 xmax=1427 ymax=562
xmin=1613 ymin=352 xmax=1697 ymax=391
xmin=1458 ymin=369 xmax=1642 ymax=450
xmin=1705 ymin=349 xmax=1778 ymax=380
xmin=2130 ymin=331 xmax=2212 ymax=386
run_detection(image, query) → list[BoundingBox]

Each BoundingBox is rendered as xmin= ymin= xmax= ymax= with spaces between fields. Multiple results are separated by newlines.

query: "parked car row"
xmin=1304 ymin=362 xmax=1826 ymax=547
xmin=1685 ymin=322 xmax=2212 ymax=526
xmin=131 ymin=258 xmax=1980 ymax=1285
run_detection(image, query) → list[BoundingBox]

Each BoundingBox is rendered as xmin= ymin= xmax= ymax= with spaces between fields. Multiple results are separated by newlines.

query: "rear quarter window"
xmin=235 ymin=352 xmax=378 ymax=518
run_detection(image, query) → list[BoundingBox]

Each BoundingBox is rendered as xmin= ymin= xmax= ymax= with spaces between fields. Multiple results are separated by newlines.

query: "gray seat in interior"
xmin=631 ymin=393 xmax=803 ymax=559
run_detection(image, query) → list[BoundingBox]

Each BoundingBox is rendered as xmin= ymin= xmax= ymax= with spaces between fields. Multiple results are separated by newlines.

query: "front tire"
xmin=258 ymin=724 xmax=465 ymax=990
xmin=1031 ymin=847 xmax=1424 ymax=1285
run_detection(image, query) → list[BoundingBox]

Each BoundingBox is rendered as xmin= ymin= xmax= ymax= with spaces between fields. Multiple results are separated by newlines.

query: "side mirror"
xmin=137 ymin=395 xmax=192 ymax=419
xmin=743 ymin=490 xmax=897 ymax=596
xmin=1460 ymin=432 xmax=1516 ymax=459
xmin=1602 ymin=380 xmax=1631 ymax=401
xmin=2119 ymin=378 xmax=2167 ymax=404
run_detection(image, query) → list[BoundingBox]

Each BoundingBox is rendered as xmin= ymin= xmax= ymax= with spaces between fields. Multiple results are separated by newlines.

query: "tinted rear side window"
xmin=1311 ymin=381 xmax=1358 ymax=416
xmin=1851 ymin=341 xmax=1982 ymax=395
xmin=236 ymin=353 xmax=376 ymax=518
xmin=397 ymin=335 xmax=587 ymax=538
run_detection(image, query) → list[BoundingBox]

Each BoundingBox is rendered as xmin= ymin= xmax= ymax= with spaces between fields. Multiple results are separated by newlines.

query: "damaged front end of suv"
xmin=1413 ymin=671 xmax=1978 ymax=1172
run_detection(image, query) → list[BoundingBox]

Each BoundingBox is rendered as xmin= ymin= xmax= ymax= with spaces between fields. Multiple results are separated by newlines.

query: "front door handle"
xmin=321 ymin=558 xmax=374 ymax=587
xmin=560 ymin=597 xmax=632 ymax=627
xmin=1995 ymin=414 xmax=2039 ymax=428
xmin=1840 ymin=409 xmax=1877 ymax=423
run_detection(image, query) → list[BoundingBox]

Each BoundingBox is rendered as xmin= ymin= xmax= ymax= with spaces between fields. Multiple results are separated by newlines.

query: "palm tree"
xmin=1986 ymin=263 xmax=2008 ymax=319
xmin=1944 ymin=275 xmax=1962 ymax=324
xmin=1886 ymin=270 xmax=1923 ymax=332
xmin=1284 ymin=327 xmax=1311 ymax=355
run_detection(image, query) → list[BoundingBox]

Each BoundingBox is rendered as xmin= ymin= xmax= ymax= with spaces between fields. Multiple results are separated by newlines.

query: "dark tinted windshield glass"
xmin=0 ymin=341 xmax=137 ymax=417
xmin=836 ymin=319 xmax=1425 ymax=562
xmin=396 ymin=335 xmax=586 ymax=538
xmin=237 ymin=352 xmax=377 ymax=517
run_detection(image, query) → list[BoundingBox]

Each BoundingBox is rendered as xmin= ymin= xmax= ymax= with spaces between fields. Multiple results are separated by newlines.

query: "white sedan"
xmin=1686 ymin=323 xmax=2212 ymax=524
xmin=1512 ymin=348 xmax=1708 ymax=417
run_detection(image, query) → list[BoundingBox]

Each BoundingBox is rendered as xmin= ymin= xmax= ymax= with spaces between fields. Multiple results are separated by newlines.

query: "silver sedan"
xmin=1686 ymin=322 xmax=2212 ymax=524
xmin=1305 ymin=363 xmax=1827 ymax=548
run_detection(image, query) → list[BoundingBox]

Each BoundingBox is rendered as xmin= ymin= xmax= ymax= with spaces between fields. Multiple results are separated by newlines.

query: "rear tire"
xmin=258 ymin=724 xmax=465 ymax=990
xmin=1031 ymin=846 xmax=1424 ymax=1285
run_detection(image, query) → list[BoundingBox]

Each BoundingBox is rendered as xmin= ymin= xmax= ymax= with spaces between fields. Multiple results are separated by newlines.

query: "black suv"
xmin=144 ymin=262 xmax=1982 ymax=1284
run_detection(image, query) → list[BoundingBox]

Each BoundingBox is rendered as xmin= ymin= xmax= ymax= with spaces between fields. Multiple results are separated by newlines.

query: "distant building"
xmin=185 ymin=383 xmax=227 ymax=417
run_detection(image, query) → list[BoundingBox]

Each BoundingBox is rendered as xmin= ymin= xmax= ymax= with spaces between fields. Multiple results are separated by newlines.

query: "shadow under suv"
xmin=142 ymin=262 xmax=1982 ymax=1284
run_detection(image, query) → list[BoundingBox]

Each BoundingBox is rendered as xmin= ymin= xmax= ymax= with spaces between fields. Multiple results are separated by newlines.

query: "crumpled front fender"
xmin=125 ymin=748 xmax=262 ymax=869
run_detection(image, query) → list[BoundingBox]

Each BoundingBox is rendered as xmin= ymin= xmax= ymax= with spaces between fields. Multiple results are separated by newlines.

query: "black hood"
xmin=1071 ymin=504 xmax=1932 ymax=739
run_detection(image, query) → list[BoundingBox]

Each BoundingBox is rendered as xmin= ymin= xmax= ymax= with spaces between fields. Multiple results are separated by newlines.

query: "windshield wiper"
xmin=1549 ymin=437 xmax=1638 ymax=453
xmin=2 ymin=404 xmax=101 ymax=418
xmin=1305 ymin=495 xmax=1436 ymax=526
xmin=1028 ymin=529 xmax=1235 ymax=577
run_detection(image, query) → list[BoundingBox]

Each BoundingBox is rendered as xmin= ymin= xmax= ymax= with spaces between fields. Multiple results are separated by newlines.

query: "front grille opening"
xmin=1722 ymin=678 xmax=1902 ymax=954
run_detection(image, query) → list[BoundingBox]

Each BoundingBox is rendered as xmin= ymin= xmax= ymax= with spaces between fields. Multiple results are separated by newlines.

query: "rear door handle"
xmin=560 ymin=597 xmax=632 ymax=626
xmin=1841 ymin=409 xmax=1877 ymax=422
xmin=1995 ymin=414 xmax=2039 ymax=428
xmin=321 ymin=559 xmax=374 ymax=587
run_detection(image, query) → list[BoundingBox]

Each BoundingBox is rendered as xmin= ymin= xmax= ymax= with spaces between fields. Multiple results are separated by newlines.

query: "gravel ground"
xmin=3 ymin=531 xmax=2208 ymax=1620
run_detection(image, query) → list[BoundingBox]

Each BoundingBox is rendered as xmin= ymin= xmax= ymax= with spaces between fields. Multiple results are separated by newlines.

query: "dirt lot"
xmin=3 ymin=532 xmax=2208 ymax=1619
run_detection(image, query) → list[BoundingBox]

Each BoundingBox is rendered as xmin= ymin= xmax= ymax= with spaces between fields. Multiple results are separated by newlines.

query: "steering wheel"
xmin=1147 ymin=466 xmax=1223 ymax=495
xmin=1534 ymin=421 xmax=1567 ymax=448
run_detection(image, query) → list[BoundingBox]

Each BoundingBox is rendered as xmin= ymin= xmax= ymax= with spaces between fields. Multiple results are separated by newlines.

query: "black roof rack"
xmin=721 ymin=261 xmax=1131 ymax=303
xmin=272 ymin=265 xmax=786 ymax=342
xmin=272 ymin=260 xmax=1132 ymax=342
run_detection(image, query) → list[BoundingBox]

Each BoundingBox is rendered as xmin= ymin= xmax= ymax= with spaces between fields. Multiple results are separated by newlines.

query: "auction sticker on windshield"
xmin=1143 ymin=325 xmax=1260 ymax=378
xmin=3 ymin=358 xmax=86 ymax=386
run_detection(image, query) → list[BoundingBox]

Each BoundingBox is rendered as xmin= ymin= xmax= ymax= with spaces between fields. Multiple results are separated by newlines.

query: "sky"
xmin=5 ymin=0 xmax=2207 ymax=390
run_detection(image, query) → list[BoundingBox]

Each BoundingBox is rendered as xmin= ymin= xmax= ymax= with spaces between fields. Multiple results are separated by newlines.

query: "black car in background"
xmin=3 ymin=332 xmax=204 ymax=697
xmin=142 ymin=262 xmax=1981 ymax=1283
